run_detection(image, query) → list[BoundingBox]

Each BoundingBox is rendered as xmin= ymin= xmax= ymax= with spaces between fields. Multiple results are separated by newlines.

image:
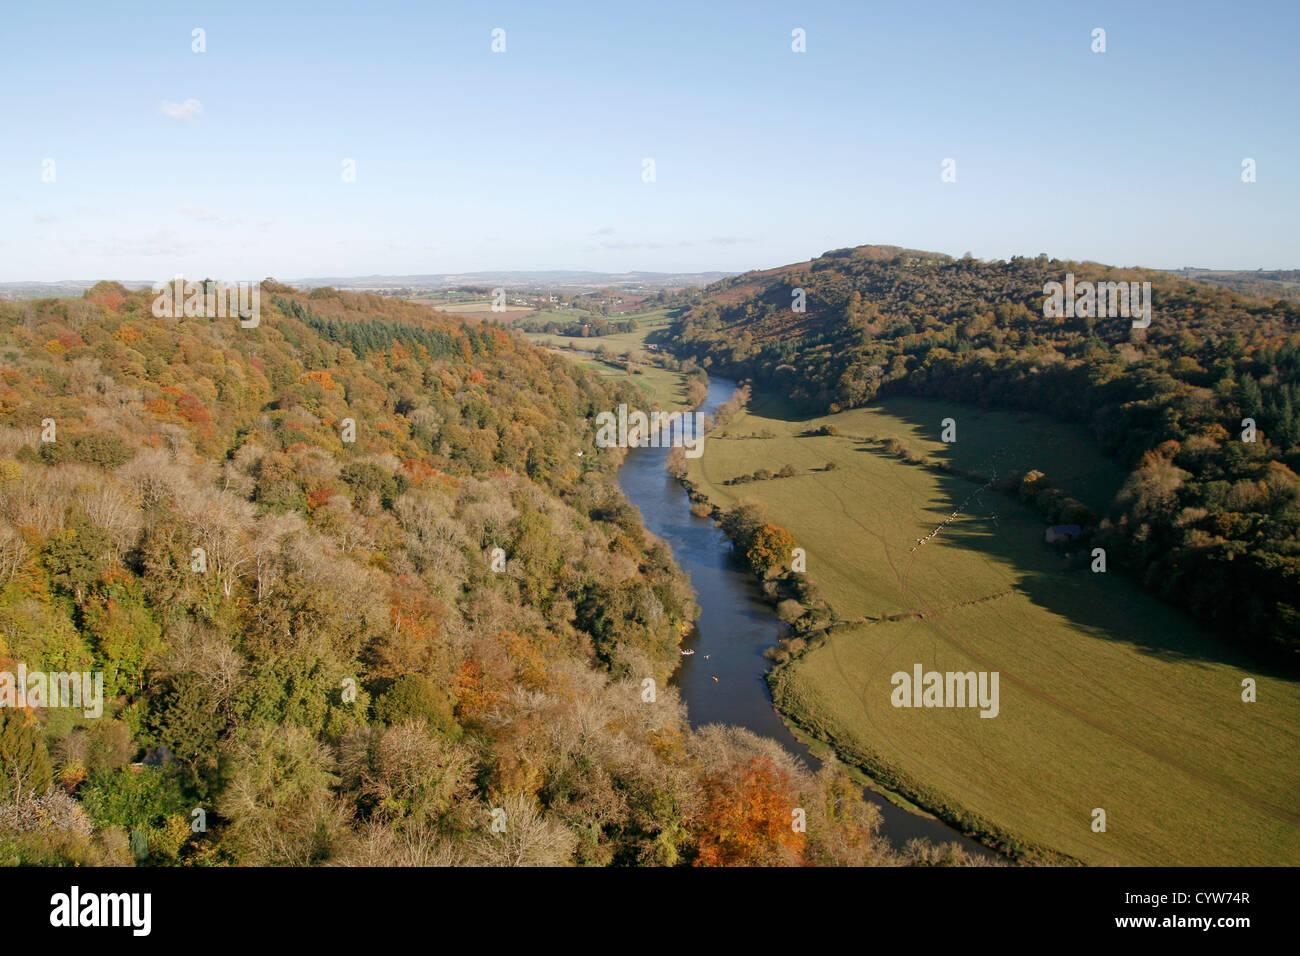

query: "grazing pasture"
xmin=687 ymin=394 xmax=1300 ymax=864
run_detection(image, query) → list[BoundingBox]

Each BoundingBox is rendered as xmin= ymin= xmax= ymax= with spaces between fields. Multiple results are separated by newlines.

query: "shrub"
xmin=0 ymin=790 xmax=91 ymax=836
xmin=776 ymin=599 xmax=805 ymax=622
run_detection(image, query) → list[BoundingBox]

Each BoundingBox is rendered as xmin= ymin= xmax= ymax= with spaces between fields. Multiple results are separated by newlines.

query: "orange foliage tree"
xmin=745 ymin=523 xmax=797 ymax=577
xmin=695 ymin=756 xmax=805 ymax=866
xmin=373 ymin=576 xmax=445 ymax=679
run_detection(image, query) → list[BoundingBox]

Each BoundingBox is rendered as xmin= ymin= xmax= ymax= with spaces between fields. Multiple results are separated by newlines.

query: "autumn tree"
xmin=746 ymin=523 xmax=797 ymax=578
xmin=694 ymin=755 xmax=804 ymax=866
xmin=800 ymin=763 xmax=893 ymax=866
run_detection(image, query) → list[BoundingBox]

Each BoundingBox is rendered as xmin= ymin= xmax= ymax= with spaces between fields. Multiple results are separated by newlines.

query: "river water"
xmin=617 ymin=376 xmax=996 ymax=855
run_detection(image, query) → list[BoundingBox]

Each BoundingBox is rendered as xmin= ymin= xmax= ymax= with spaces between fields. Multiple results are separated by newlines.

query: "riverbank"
xmin=618 ymin=376 xmax=1001 ymax=857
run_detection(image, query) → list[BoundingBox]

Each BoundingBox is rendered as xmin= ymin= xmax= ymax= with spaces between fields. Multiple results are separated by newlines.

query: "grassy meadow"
xmin=522 ymin=307 xmax=676 ymax=354
xmin=569 ymin=357 xmax=690 ymax=411
xmin=687 ymin=393 xmax=1300 ymax=865
xmin=526 ymin=309 xmax=690 ymax=411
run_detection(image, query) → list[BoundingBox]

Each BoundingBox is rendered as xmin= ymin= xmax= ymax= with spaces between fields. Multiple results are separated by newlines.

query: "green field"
xmin=570 ymin=357 xmax=690 ymax=411
xmin=688 ymin=393 xmax=1300 ymax=865
xmin=522 ymin=307 xmax=676 ymax=355
xmin=525 ymin=309 xmax=690 ymax=411
xmin=522 ymin=306 xmax=601 ymax=324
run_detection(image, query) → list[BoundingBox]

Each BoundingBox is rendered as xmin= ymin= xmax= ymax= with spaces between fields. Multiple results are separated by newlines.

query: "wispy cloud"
xmin=177 ymin=204 xmax=220 ymax=221
xmin=160 ymin=98 xmax=203 ymax=122
xmin=62 ymin=231 xmax=208 ymax=258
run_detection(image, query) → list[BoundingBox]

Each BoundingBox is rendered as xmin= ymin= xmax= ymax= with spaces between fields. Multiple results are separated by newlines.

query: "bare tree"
xmin=0 ymin=521 xmax=30 ymax=586
xmin=184 ymin=488 xmax=256 ymax=599
xmin=469 ymin=791 xmax=577 ymax=867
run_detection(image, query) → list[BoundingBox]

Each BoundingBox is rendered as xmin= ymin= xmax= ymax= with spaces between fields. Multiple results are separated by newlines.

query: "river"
xmin=617 ymin=375 xmax=997 ymax=856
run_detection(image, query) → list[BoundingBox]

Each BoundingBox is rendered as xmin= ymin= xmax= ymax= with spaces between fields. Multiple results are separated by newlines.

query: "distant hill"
xmin=288 ymin=271 xmax=733 ymax=293
xmin=0 ymin=271 xmax=733 ymax=303
xmin=1167 ymin=267 xmax=1300 ymax=303
xmin=0 ymin=279 xmax=157 ymax=300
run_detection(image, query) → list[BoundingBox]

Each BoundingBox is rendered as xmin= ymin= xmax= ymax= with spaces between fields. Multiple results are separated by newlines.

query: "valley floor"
xmin=687 ymin=393 xmax=1300 ymax=865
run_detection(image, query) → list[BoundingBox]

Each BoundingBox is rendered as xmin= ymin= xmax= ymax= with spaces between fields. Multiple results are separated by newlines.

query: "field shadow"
xmin=743 ymin=390 xmax=819 ymax=424
xmin=920 ymin=465 xmax=1297 ymax=681
xmin=643 ymin=327 xmax=675 ymax=349
xmin=862 ymin=397 xmax=1126 ymax=514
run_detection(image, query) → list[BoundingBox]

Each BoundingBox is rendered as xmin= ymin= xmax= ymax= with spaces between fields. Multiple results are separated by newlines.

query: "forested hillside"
xmin=669 ymin=245 xmax=1300 ymax=658
xmin=0 ymin=282 xmax=935 ymax=867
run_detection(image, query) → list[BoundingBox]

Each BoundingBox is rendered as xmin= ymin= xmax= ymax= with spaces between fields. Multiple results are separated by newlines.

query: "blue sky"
xmin=1 ymin=0 xmax=1296 ymax=281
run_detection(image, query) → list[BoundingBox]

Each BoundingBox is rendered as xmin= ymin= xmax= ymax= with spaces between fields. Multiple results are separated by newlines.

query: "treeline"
xmin=277 ymin=294 xmax=496 ymax=361
xmin=518 ymin=315 xmax=638 ymax=337
xmin=668 ymin=245 xmax=1300 ymax=659
xmin=0 ymin=282 xmax=977 ymax=867
xmin=716 ymin=502 xmax=834 ymax=663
